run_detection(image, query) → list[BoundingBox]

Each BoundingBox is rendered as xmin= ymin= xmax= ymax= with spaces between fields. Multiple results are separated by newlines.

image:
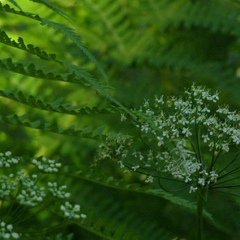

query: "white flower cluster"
xmin=32 ymin=157 xmax=62 ymax=173
xmin=17 ymin=173 xmax=46 ymax=207
xmin=0 ymin=221 xmax=20 ymax=239
xmin=48 ymin=182 xmax=71 ymax=199
xmin=0 ymin=174 xmax=17 ymax=198
xmin=97 ymin=84 xmax=240 ymax=193
xmin=0 ymin=151 xmax=20 ymax=167
xmin=0 ymin=151 xmax=86 ymax=237
xmin=60 ymin=202 xmax=86 ymax=219
xmin=97 ymin=133 xmax=133 ymax=170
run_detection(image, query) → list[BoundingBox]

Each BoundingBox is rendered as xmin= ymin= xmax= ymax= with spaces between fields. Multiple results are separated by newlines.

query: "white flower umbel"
xmin=60 ymin=202 xmax=82 ymax=219
xmin=16 ymin=173 xmax=46 ymax=207
xmin=32 ymin=157 xmax=62 ymax=173
xmin=0 ymin=152 xmax=86 ymax=238
xmin=134 ymin=84 xmax=240 ymax=191
xmin=0 ymin=151 xmax=20 ymax=167
xmin=48 ymin=182 xmax=71 ymax=199
xmin=0 ymin=174 xmax=17 ymax=198
xmin=0 ymin=221 xmax=20 ymax=239
xmin=97 ymin=84 xmax=240 ymax=193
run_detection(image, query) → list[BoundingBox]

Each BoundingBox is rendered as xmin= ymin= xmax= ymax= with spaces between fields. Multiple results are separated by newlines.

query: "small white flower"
xmin=198 ymin=178 xmax=205 ymax=186
xmin=182 ymin=127 xmax=192 ymax=137
xmin=48 ymin=182 xmax=71 ymax=199
xmin=120 ymin=114 xmax=127 ymax=122
xmin=209 ymin=171 xmax=218 ymax=182
xmin=132 ymin=165 xmax=140 ymax=171
xmin=31 ymin=157 xmax=61 ymax=173
xmin=80 ymin=214 xmax=87 ymax=219
xmin=141 ymin=124 xmax=150 ymax=133
xmin=202 ymin=134 xmax=210 ymax=143
xmin=155 ymin=95 xmax=164 ymax=105
xmin=60 ymin=202 xmax=83 ymax=219
xmin=0 ymin=221 xmax=20 ymax=239
xmin=189 ymin=186 xmax=198 ymax=193
xmin=145 ymin=176 xmax=153 ymax=183
xmin=5 ymin=151 xmax=12 ymax=157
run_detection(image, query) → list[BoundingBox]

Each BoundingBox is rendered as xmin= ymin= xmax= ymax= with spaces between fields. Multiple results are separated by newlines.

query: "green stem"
xmin=197 ymin=187 xmax=206 ymax=240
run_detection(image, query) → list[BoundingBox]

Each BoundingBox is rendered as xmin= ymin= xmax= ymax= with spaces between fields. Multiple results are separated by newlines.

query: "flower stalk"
xmin=197 ymin=187 xmax=207 ymax=240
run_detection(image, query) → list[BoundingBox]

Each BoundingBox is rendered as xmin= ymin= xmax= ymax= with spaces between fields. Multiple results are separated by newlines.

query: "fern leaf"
xmin=29 ymin=0 xmax=74 ymax=22
xmin=70 ymin=170 xmax=214 ymax=222
xmin=0 ymin=113 xmax=106 ymax=140
xmin=0 ymin=30 xmax=59 ymax=64
xmin=69 ymin=170 xmax=231 ymax=234
xmin=0 ymin=89 xmax=116 ymax=115
xmin=7 ymin=0 xmax=22 ymax=11
xmin=0 ymin=2 xmax=42 ymax=20
xmin=61 ymin=177 xmax=174 ymax=240
xmin=40 ymin=19 xmax=107 ymax=80
xmin=84 ymin=0 xmax=129 ymax=55
xmin=0 ymin=58 xmax=94 ymax=87
xmin=0 ymin=2 xmax=106 ymax=79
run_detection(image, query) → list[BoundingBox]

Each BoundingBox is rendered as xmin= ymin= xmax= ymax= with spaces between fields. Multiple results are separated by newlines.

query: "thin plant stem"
xmin=197 ymin=187 xmax=206 ymax=240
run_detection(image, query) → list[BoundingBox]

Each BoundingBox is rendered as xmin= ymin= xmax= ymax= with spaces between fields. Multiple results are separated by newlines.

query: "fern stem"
xmin=196 ymin=187 xmax=206 ymax=240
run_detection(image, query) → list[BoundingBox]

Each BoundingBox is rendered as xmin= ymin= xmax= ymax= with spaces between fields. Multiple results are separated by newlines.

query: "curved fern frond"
xmin=0 ymin=113 xmax=106 ymax=140
xmin=60 ymin=176 xmax=175 ymax=240
xmin=29 ymin=0 xmax=74 ymax=22
xmin=84 ymin=0 xmax=128 ymax=55
xmin=0 ymin=89 xmax=117 ymax=115
xmin=78 ymin=0 xmax=240 ymax=103
xmin=7 ymin=0 xmax=22 ymax=11
xmin=0 ymin=2 xmax=106 ymax=79
xmin=69 ymin=171 xmax=210 ymax=219
xmin=0 ymin=2 xmax=42 ymax=20
xmin=0 ymin=58 xmax=96 ymax=87
xmin=0 ymin=30 xmax=60 ymax=63
xmin=68 ymin=170 xmax=231 ymax=234
xmin=40 ymin=19 xmax=107 ymax=80
xmin=75 ymin=209 xmax=172 ymax=240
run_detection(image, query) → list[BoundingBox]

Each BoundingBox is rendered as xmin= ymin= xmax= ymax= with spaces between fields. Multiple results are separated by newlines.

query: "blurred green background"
xmin=1 ymin=0 xmax=240 ymax=239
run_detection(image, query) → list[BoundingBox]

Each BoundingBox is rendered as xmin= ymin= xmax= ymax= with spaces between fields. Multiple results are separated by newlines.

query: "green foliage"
xmin=0 ymin=0 xmax=240 ymax=239
xmin=72 ymin=0 xmax=240 ymax=105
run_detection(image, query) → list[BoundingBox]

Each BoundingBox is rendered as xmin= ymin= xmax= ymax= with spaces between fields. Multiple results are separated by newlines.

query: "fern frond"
xmin=146 ymin=0 xmax=240 ymax=34
xmin=84 ymin=0 xmax=127 ymax=53
xmin=7 ymin=0 xmax=22 ymax=11
xmin=68 ymin=170 xmax=231 ymax=234
xmin=69 ymin=170 xmax=210 ymax=219
xmin=0 ymin=30 xmax=60 ymax=63
xmin=29 ymin=0 xmax=74 ymax=22
xmin=0 ymin=2 xmax=106 ymax=79
xmin=0 ymin=58 xmax=96 ymax=87
xmin=0 ymin=2 xmax=42 ymax=20
xmin=0 ymin=89 xmax=117 ymax=115
xmin=61 ymin=176 xmax=175 ymax=240
xmin=0 ymin=113 xmax=106 ymax=140
xmin=40 ymin=19 xmax=107 ymax=80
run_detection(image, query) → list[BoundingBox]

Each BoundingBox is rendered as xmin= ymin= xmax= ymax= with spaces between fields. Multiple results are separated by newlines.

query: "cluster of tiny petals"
xmin=97 ymin=134 xmax=132 ymax=162
xmin=32 ymin=157 xmax=61 ymax=173
xmin=0 ymin=151 xmax=20 ymax=167
xmin=0 ymin=151 xmax=86 ymax=230
xmin=97 ymin=84 xmax=239 ymax=193
xmin=48 ymin=182 xmax=71 ymax=199
xmin=60 ymin=202 xmax=86 ymax=219
xmin=0 ymin=221 xmax=20 ymax=239
xmin=0 ymin=174 xmax=17 ymax=198
xmin=17 ymin=173 xmax=46 ymax=207
xmin=136 ymin=85 xmax=235 ymax=189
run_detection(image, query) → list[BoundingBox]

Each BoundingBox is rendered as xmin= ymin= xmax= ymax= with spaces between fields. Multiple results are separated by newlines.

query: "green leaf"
xmin=29 ymin=0 xmax=74 ymax=22
xmin=0 ymin=113 xmax=106 ymax=140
